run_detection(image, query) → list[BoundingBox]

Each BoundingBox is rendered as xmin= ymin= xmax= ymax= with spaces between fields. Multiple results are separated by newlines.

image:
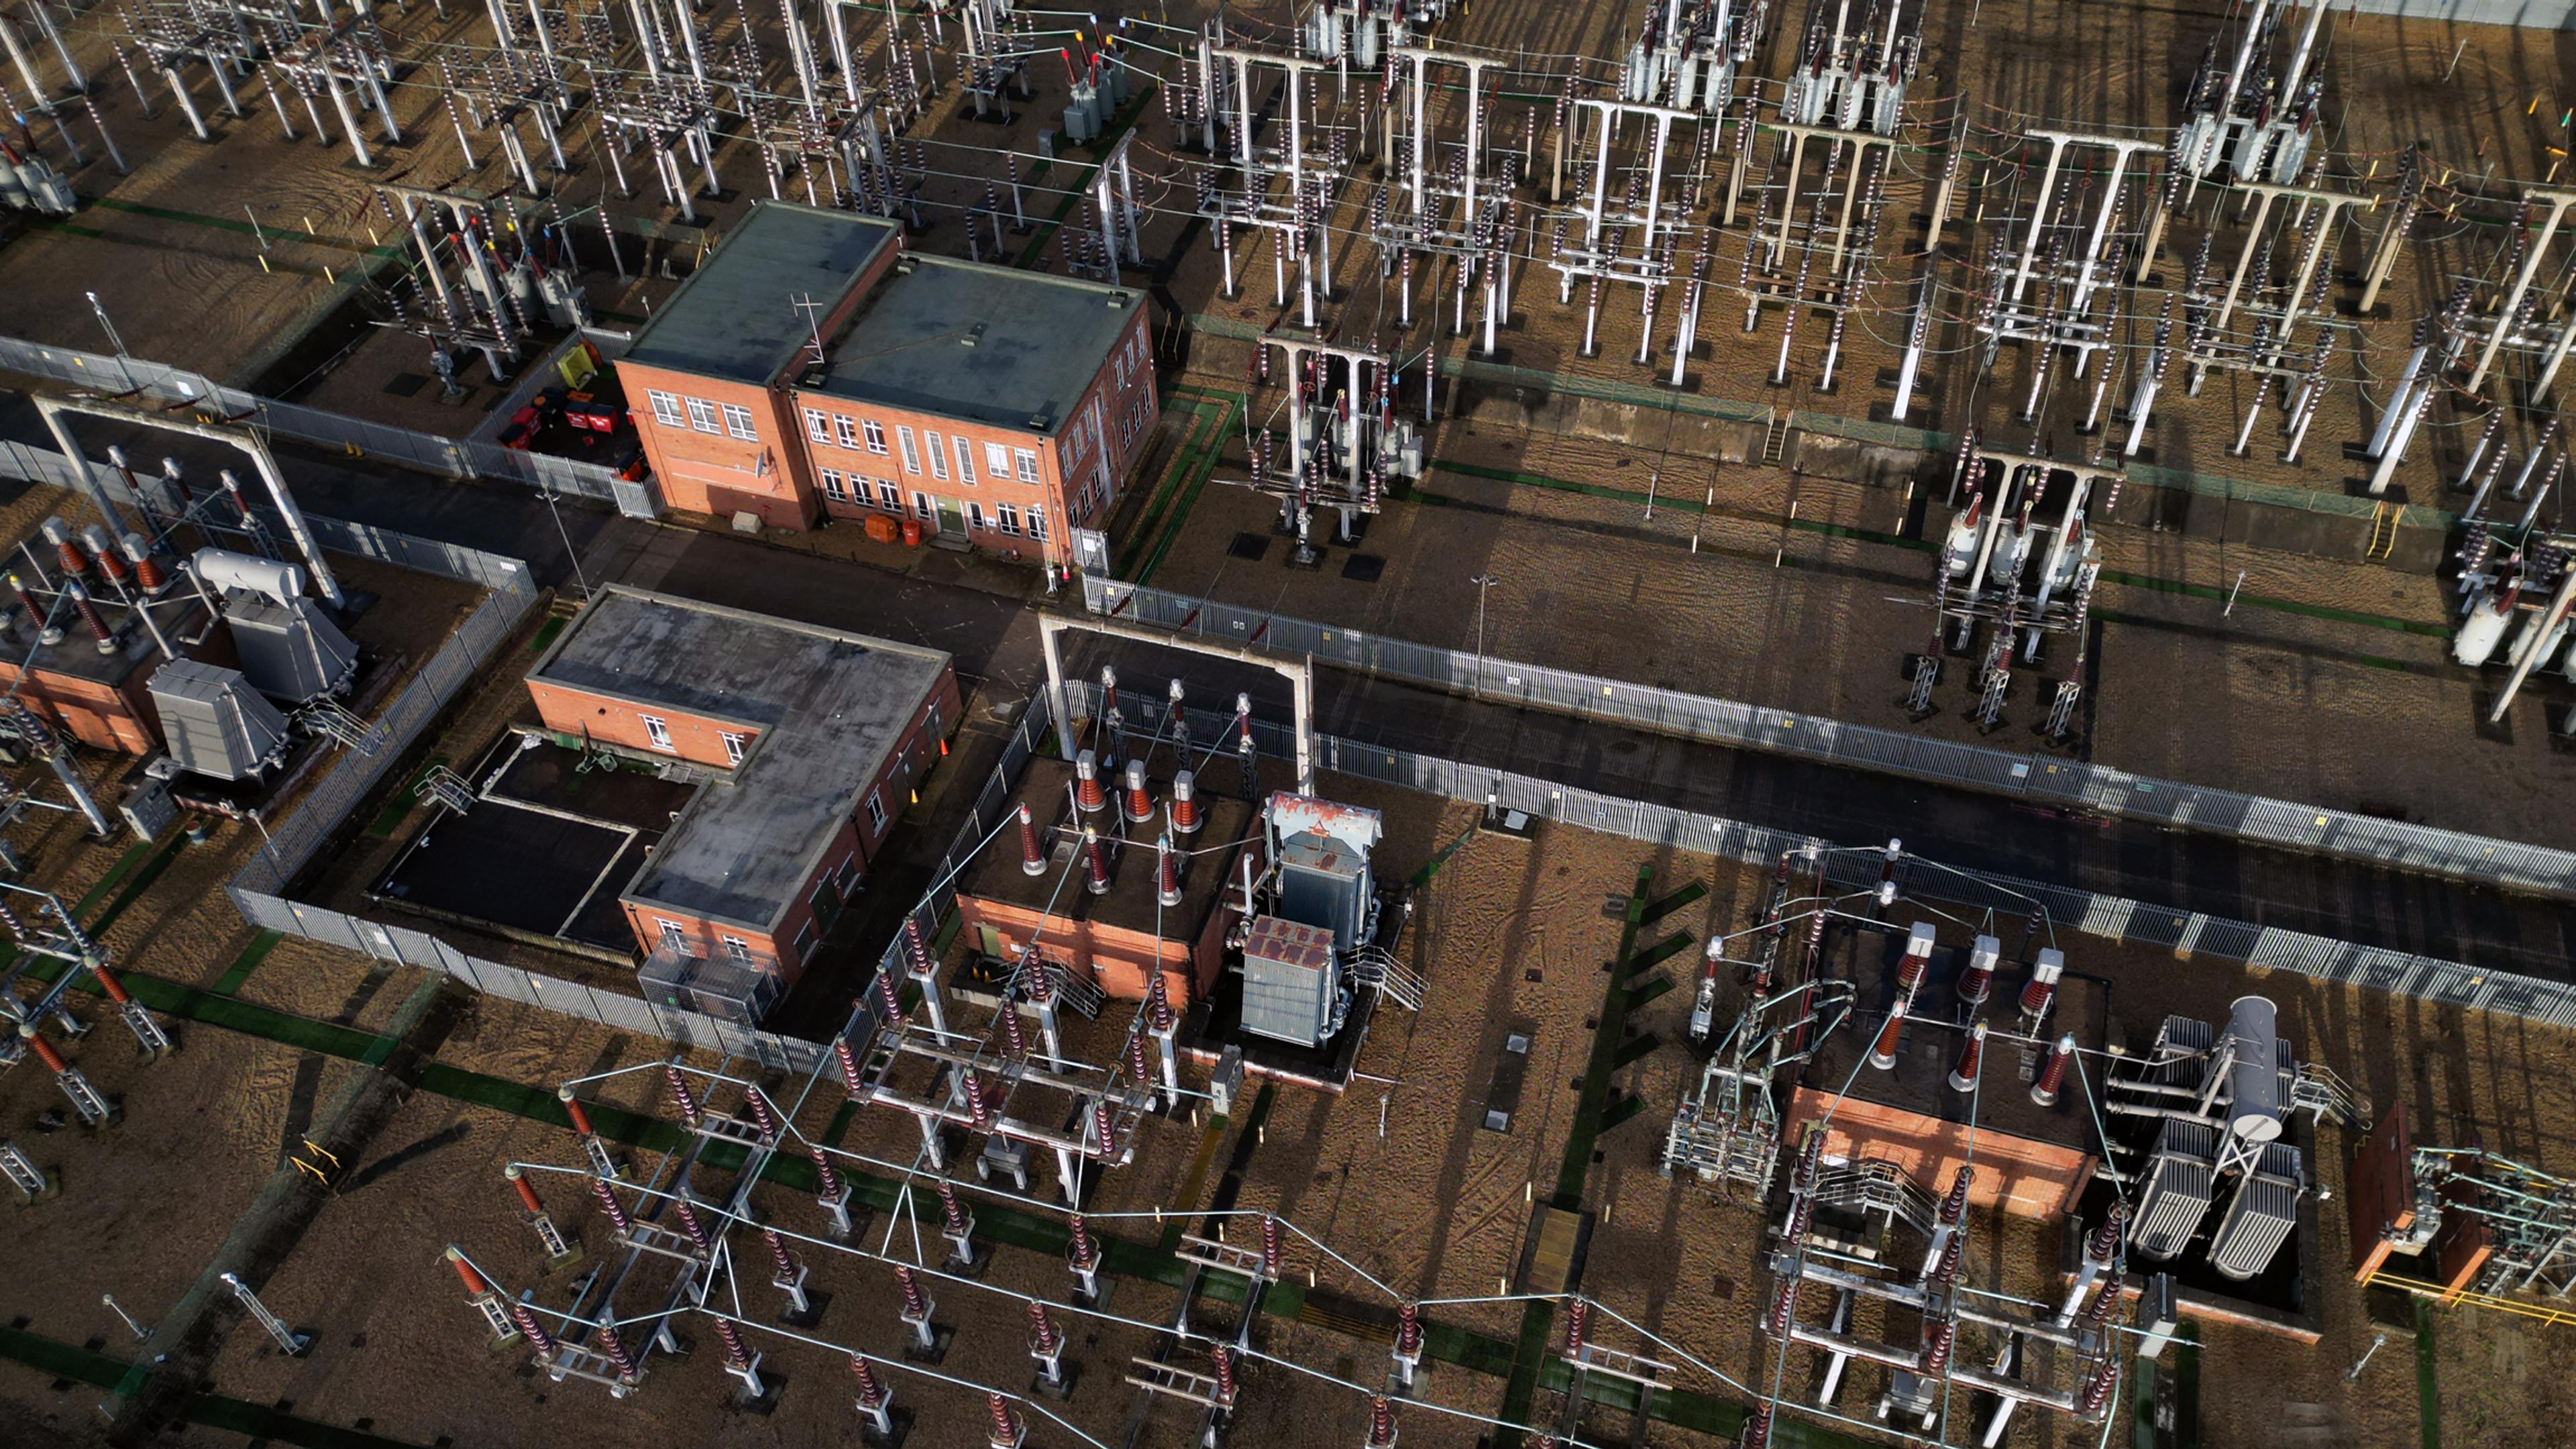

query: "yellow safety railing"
xmin=2361 ymin=1269 xmax=2576 ymax=1330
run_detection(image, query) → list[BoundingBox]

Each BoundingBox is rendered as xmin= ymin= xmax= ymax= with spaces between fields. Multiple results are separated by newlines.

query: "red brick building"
xmin=525 ymin=586 xmax=959 ymax=1020
xmin=949 ymin=755 xmax=1254 ymax=1010
xmin=615 ymin=201 xmax=1159 ymax=563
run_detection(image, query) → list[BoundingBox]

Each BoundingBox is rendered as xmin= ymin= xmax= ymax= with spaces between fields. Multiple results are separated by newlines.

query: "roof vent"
xmin=962 ymin=322 xmax=986 ymax=348
xmin=1027 ymin=414 xmax=1051 ymax=430
xmin=1108 ymin=292 xmax=1128 ymax=307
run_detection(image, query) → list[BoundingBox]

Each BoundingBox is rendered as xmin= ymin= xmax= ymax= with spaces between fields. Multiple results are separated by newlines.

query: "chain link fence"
xmin=1083 ymin=577 xmax=2576 ymax=899
xmin=0 ymin=333 xmax=661 ymax=519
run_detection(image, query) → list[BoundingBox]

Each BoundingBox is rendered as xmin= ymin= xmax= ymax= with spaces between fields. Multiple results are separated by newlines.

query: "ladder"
xmin=1759 ymin=411 xmax=1792 ymax=466
xmin=2366 ymin=501 xmax=2400 ymax=561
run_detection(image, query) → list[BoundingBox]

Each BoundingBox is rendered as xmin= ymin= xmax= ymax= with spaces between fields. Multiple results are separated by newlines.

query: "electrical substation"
xmin=1 ymin=0 xmax=2576 ymax=1445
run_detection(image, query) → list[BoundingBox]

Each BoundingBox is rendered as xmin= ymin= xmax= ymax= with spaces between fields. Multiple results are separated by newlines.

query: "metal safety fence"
xmin=1083 ymin=576 xmax=2576 ymax=899
xmin=208 ymin=527 xmax=826 ymax=1072
xmin=1101 ymin=690 xmax=2576 ymax=1031
xmin=0 ymin=333 xmax=661 ymax=519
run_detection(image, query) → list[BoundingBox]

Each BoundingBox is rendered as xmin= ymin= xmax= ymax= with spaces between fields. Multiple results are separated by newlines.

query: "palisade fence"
xmin=1097 ymin=688 xmax=2576 ymax=1030
xmin=1082 ymin=576 xmax=2576 ymax=900
xmin=0 ymin=333 xmax=663 ymax=520
xmin=205 ymin=525 xmax=834 ymax=1071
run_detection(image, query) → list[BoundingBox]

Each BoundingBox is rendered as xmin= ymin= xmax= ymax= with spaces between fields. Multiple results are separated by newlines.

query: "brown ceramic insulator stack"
xmin=513 ymin=1301 xmax=565 ymax=1358
xmin=763 ymin=1228 xmax=800 ymax=1281
xmin=122 ymin=535 xmax=168 ymax=594
xmin=1068 ymin=1213 xmax=1099 ymax=1270
xmin=1260 ymin=1214 xmax=1283 ymax=1279
xmin=1083 ymin=827 xmax=1111 ymax=894
xmin=742 ymin=1085 xmax=780 ymax=1137
xmin=936 ymin=1181 xmax=971 ymax=1236
xmin=663 ymin=1061 xmax=702 ymax=1122
xmin=851 ymin=1355 xmax=890 ymax=1409
xmin=894 ymin=1265 xmax=930 ymax=1318
xmin=81 ymin=527 xmax=128 ymax=587
xmin=1158 ymin=837 xmax=1183 ymax=908
xmin=712 ymin=1318 xmax=753 ymax=1370
xmin=507 ymin=1165 xmax=545 ymax=1216
xmin=812 ymin=1152 xmax=844 ymax=1203
xmin=2032 ymin=1034 xmax=2076 ymax=1107
xmin=670 ymin=1197 xmax=714 ymax=1254
xmin=65 ymin=583 xmax=114 ymax=653
xmin=963 ymin=1072 xmax=993 ymax=1129
xmin=1867 ymin=1009 xmax=1904 ymax=1069
xmin=1364 ymin=1396 xmax=1397 ymax=1448
xmin=1946 ymin=1022 xmax=1987 ymax=1092
xmin=1919 ymin=1319 xmax=1956 ymax=1375
xmin=1018 ymin=803 xmax=1047 ymax=875
xmin=985 ymin=1392 xmax=1022 ymax=1447
xmin=589 ymin=1176 xmax=635 ymax=1235
xmin=1075 ymin=750 xmax=1108 ymax=813
xmin=1026 ymin=1301 xmax=1059 ymax=1354
xmin=834 ymin=1037 xmax=865 ymax=1097
xmin=596 ymin=1324 xmax=641 ymax=1380
xmin=1122 ymin=759 xmax=1155 ymax=824
xmin=445 ymin=1248 xmax=494 ymax=1297
xmin=1169 ymin=770 xmax=1202 ymax=834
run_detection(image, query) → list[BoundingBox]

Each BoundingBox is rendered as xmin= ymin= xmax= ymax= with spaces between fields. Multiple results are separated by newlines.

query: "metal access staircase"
xmin=1350 ymin=945 xmax=1425 ymax=1012
xmin=301 ymin=700 xmax=384 ymax=755
xmin=419 ymin=765 xmax=478 ymax=814
xmin=1759 ymin=411 xmax=1792 ymax=466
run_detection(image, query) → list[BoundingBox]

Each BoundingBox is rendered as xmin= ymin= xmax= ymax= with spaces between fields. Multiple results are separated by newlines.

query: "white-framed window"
xmin=876 ymin=481 xmax=902 ymax=511
xmin=833 ymin=851 xmax=859 ymax=893
xmin=964 ymin=500 xmax=987 ymax=531
xmin=863 ymin=419 xmax=888 ymax=454
xmin=649 ymin=390 xmax=686 ymax=427
xmin=639 ymin=714 xmax=674 ymax=751
xmin=1026 ymin=505 xmax=1048 ymax=541
xmin=897 ymin=426 xmax=922 ymax=474
xmin=791 ymin=919 xmax=817 ymax=964
xmin=911 ymin=490 xmax=934 ymax=521
xmin=835 ymin=415 xmax=861 ymax=449
xmin=656 ymin=918 xmax=687 ymax=952
xmin=865 ymin=790 xmax=888 ymax=830
xmin=819 ymin=469 xmax=849 ymax=502
xmin=995 ymin=503 xmax=1021 ymax=536
xmin=985 ymin=441 xmax=1013 ymax=479
xmin=720 ymin=402 xmax=759 ymax=440
xmin=1014 ymin=447 xmax=1039 ymax=483
xmin=925 ymin=431 xmax=949 ymax=480
xmin=804 ymin=408 xmax=833 ymax=443
xmin=721 ymin=934 xmax=753 ymax=966
xmin=953 ymin=435 xmax=977 ymax=485
xmin=720 ymin=731 xmax=748 ymax=765
xmin=686 ymin=398 xmax=721 ymax=433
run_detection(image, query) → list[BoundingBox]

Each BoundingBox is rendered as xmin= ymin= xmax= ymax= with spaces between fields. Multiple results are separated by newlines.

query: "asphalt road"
xmin=6 ymin=388 xmax=2571 ymax=981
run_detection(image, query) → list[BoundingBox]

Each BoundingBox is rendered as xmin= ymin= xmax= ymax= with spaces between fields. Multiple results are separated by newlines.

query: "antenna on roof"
xmin=789 ymin=292 xmax=828 ymax=367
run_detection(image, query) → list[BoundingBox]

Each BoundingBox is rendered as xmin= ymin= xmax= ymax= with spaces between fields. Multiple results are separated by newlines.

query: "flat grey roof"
xmin=621 ymin=203 xmax=900 ymax=386
xmin=530 ymin=587 xmax=950 ymax=934
xmin=805 ymin=256 xmax=1144 ymax=434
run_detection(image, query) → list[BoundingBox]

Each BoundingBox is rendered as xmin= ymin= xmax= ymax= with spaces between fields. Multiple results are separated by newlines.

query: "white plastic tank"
xmin=2453 ymin=593 xmax=2514 ymax=667
xmin=193 ymin=547 xmax=306 ymax=606
xmin=2223 ymin=996 xmax=2284 ymax=1144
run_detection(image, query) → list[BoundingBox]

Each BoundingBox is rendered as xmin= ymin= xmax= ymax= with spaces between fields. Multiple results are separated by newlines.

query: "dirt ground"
xmin=4 ymin=741 xmax=2576 ymax=1448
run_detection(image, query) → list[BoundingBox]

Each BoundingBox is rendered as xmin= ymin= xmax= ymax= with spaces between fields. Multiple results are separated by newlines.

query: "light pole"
xmin=1469 ymin=574 xmax=1499 ymax=700
xmin=537 ymin=479 xmax=593 ymax=601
